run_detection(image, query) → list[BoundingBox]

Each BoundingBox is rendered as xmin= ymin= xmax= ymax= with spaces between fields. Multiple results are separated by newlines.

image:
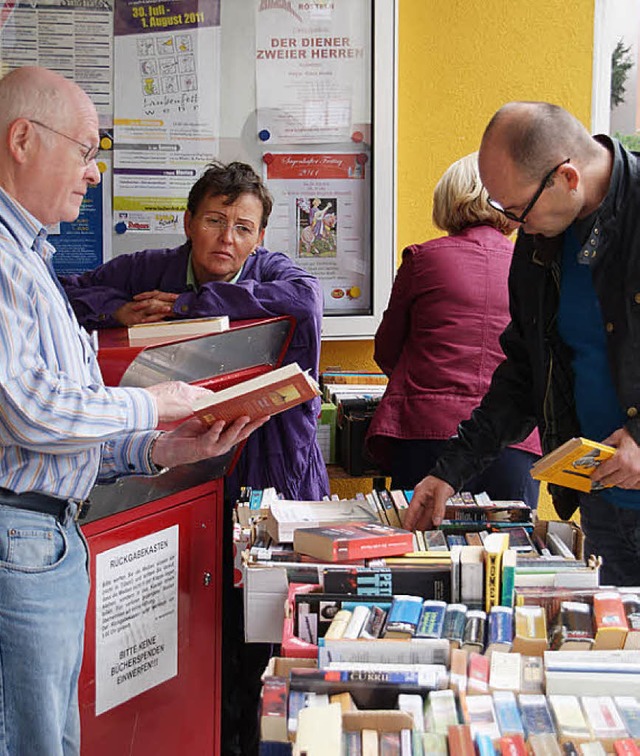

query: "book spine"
xmin=378 ymin=489 xmax=402 ymax=528
xmin=442 ymin=603 xmax=467 ymax=647
xmin=415 ymin=600 xmax=446 ymax=639
xmin=488 ymin=606 xmax=514 ymax=650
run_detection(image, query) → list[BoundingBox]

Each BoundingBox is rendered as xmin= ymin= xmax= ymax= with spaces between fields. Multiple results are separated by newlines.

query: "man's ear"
xmin=7 ymin=118 xmax=33 ymax=164
xmin=558 ymin=162 xmax=580 ymax=192
xmin=257 ymin=228 xmax=266 ymax=248
xmin=183 ymin=210 xmax=192 ymax=240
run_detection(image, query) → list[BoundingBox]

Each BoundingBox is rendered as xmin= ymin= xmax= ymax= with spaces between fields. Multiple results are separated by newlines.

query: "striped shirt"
xmin=0 ymin=187 xmax=158 ymax=499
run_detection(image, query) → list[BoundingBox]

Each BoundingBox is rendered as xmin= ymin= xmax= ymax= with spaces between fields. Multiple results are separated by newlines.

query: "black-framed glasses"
xmin=487 ymin=158 xmax=570 ymax=224
xmin=28 ymin=119 xmax=100 ymax=165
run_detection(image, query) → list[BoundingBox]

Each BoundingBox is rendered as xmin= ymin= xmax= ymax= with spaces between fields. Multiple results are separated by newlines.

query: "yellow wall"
xmin=324 ymin=0 xmax=595 ymax=497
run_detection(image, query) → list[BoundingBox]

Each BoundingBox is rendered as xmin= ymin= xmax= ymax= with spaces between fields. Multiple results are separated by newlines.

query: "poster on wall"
xmin=255 ymin=0 xmax=371 ymax=145
xmin=264 ymin=151 xmax=370 ymax=315
xmin=0 ymin=0 xmax=114 ymax=126
xmin=94 ymin=525 xmax=179 ymax=715
xmin=112 ymin=0 xmax=220 ymax=234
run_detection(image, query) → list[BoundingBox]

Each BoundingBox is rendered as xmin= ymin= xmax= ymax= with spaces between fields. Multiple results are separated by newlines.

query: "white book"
xmin=127 ymin=314 xmax=229 ymax=345
xmin=398 ymin=693 xmax=425 ymax=732
xmin=318 ymin=638 xmax=450 ymax=668
xmin=489 ymin=651 xmax=521 ymax=692
xmin=265 ymin=498 xmax=377 ymax=542
xmin=342 ymin=605 xmax=371 ymax=639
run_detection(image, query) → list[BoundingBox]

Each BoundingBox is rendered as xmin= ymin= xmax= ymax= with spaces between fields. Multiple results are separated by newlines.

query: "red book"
xmin=293 ymin=521 xmax=414 ymax=562
xmin=500 ymin=734 xmax=528 ymax=755
xmin=447 ymin=724 xmax=475 ymax=755
xmin=615 ymin=740 xmax=640 ymax=756
xmin=192 ymin=361 xmax=320 ymax=426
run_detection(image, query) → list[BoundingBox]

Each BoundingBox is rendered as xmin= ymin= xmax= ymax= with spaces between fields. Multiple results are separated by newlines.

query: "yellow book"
xmin=483 ymin=532 xmax=509 ymax=613
xmin=530 ymin=437 xmax=616 ymax=493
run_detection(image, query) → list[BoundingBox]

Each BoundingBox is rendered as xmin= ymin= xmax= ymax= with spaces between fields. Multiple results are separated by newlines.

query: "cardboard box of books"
xmin=533 ymin=518 xmax=584 ymax=561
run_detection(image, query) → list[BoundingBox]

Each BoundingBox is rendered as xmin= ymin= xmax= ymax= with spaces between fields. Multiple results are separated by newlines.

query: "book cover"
xmin=499 ymin=734 xmax=528 ymax=755
xmin=448 ymin=647 xmax=468 ymax=696
xmin=530 ymin=437 xmax=616 ymax=493
xmin=424 ymin=689 xmax=459 ymax=734
xmin=548 ymin=695 xmax=591 ymax=744
xmin=486 ymin=606 xmax=514 ymax=656
xmin=613 ymin=739 xmax=640 ymax=756
xmin=266 ymin=499 xmax=378 ymax=543
xmin=442 ymin=603 xmax=468 ymax=649
xmin=382 ymin=595 xmax=424 ymax=639
xmin=127 ymin=314 xmax=229 ymax=345
xmin=484 ymin=532 xmax=510 ymax=612
xmin=318 ymin=637 xmax=449 ymax=669
xmin=622 ymin=594 xmax=640 ymax=649
xmin=520 ymin=655 xmax=545 ymax=695
xmin=362 ymin=728 xmax=379 ymax=756
xmin=549 ymin=601 xmax=595 ymax=650
xmin=501 ymin=548 xmax=517 ymax=608
xmin=446 ymin=724 xmax=475 ymax=756
xmin=467 ymin=651 xmax=490 ymax=695
xmin=518 ymin=694 xmax=557 ymax=739
xmin=379 ymin=731 xmax=401 ymax=756
xmin=260 ymin=676 xmax=289 ymax=743
xmin=493 ymin=690 xmax=525 ymax=737
xmin=489 ymin=650 xmax=521 ymax=693
xmin=614 ymin=696 xmax=640 ymax=739
xmin=593 ymin=591 xmax=629 ymax=650
xmin=420 ymin=732 xmax=447 ymax=756
xmin=460 ymin=545 xmax=485 ymax=611
xmin=461 ymin=609 xmax=486 ymax=653
xmin=193 ymin=361 xmax=320 ymax=427
xmin=398 ymin=692 xmax=424 ymax=732
xmin=295 ymin=702 xmax=342 ymax=755
xmin=414 ymin=600 xmax=447 ymax=639
xmin=512 ymin=605 xmax=548 ymax=656
xmin=293 ymin=522 xmax=414 ymax=562
xmin=462 ymin=694 xmax=501 ymax=741
xmin=580 ymin=696 xmax=628 ymax=747
xmin=527 ymin=733 xmax=563 ymax=755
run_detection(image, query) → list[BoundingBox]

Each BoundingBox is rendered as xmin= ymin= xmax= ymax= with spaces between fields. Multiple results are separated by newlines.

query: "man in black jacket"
xmin=404 ymin=101 xmax=640 ymax=585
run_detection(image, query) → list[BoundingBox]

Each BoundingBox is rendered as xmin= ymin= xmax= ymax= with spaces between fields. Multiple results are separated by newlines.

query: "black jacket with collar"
xmin=431 ymin=137 xmax=640 ymax=520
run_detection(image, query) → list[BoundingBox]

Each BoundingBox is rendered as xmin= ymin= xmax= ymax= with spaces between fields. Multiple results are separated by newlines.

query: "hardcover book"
xmin=192 ymin=361 xmax=320 ymax=428
xmin=293 ymin=522 xmax=414 ymax=562
xmin=530 ymin=437 xmax=616 ymax=493
xmin=549 ymin=601 xmax=595 ymax=650
xmin=127 ymin=314 xmax=229 ymax=345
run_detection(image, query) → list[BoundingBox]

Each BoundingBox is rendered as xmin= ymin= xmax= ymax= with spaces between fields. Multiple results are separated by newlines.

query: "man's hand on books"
xmin=146 ymin=381 xmax=217 ymax=423
xmin=114 ymin=290 xmax=179 ymax=326
xmin=402 ymin=475 xmax=454 ymax=531
xmin=592 ymin=427 xmax=640 ymax=489
xmin=151 ymin=415 xmax=269 ymax=468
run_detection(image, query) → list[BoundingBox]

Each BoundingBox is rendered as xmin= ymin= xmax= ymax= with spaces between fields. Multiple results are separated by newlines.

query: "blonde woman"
xmin=366 ymin=152 xmax=541 ymax=506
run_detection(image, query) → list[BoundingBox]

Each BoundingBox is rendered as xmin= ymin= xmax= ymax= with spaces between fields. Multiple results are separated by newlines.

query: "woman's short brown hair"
xmin=432 ymin=151 xmax=512 ymax=235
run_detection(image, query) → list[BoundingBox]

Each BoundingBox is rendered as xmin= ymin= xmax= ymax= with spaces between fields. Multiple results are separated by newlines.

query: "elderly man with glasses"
xmin=404 ymin=100 xmax=640 ymax=587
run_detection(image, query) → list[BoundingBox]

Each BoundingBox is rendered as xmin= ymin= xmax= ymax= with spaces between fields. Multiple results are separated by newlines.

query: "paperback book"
xmin=293 ymin=521 xmax=414 ymax=562
xmin=530 ymin=437 xmax=616 ymax=492
xmin=127 ymin=314 xmax=229 ymax=345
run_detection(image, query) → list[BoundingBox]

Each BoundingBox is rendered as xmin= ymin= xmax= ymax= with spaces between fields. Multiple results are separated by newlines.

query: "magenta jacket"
xmin=366 ymin=225 xmax=541 ymax=469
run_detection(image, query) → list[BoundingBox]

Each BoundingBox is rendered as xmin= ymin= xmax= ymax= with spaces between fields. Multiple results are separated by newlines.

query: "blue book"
xmin=486 ymin=606 xmax=513 ymax=654
xmin=383 ymin=595 xmax=424 ymax=638
xmin=404 ymin=489 xmax=414 ymax=502
xmin=475 ymin=733 xmax=496 ymax=755
xmin=415 ymin=600 xmax=447 ymax=639
xmin=249 ymin=488 xmax=263 ymax=509
xmin=492 ymin=690 xmax=524 ymax=737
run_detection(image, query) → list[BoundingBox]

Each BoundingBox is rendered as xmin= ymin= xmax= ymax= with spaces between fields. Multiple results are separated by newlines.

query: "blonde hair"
xmin=432 ymin=152 xmax=511 ymax=235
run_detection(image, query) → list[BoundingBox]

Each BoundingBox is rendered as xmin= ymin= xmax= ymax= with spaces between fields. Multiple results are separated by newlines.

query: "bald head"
xmin=480 ymin=102 xmax=598 ymax=180
xmin=0 ymin=67 xmax=87 ymax=136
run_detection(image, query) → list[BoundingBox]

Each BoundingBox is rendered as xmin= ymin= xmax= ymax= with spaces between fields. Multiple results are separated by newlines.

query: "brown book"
xmin=193 ymin=361 xmax=320 ymax=427
xmin=447 ymin=724 xmax=475 ymax=755
xmin=550 ymin=601 xmax=595 ymax=650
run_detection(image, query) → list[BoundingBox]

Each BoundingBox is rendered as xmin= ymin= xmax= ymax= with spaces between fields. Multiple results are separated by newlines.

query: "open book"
xmin=128 ymin=315 xmax=230 ymax=346
xmin=530 ymin=437 xmax=616 ymax=492
xmin=192 ymin=361 xmax=320 ymax=427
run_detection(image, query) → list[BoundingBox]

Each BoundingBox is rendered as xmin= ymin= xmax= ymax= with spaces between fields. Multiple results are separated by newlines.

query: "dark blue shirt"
xmin=558 ymin=224 xmax=640 ymax=508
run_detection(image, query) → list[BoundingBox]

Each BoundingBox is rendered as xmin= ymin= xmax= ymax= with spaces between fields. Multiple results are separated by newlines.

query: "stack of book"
xmin=260 ymin=653 xmax=640 ymax=754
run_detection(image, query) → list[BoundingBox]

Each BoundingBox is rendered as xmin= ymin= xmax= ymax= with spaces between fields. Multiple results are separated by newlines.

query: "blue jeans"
xmin=579 ymin=493 xmax=640 ymax=586
xmin=0 ymin=504 xmax=90 ymax=756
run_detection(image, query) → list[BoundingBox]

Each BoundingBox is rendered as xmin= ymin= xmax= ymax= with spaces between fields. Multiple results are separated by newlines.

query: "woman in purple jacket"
xmin=366 ymin=153 xmax=541 ymax=507
xmin=61 ymin=160 xmax=329 ymax=503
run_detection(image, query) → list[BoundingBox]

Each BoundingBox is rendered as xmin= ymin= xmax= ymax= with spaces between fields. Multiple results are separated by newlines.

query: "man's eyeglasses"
xmin=28 ymin=119 xmax=100 ymax=165
xmin=200 ymin=215 xmax=258 ymax=239
xmin=487 ymin=158 xmax=571 ymax=224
